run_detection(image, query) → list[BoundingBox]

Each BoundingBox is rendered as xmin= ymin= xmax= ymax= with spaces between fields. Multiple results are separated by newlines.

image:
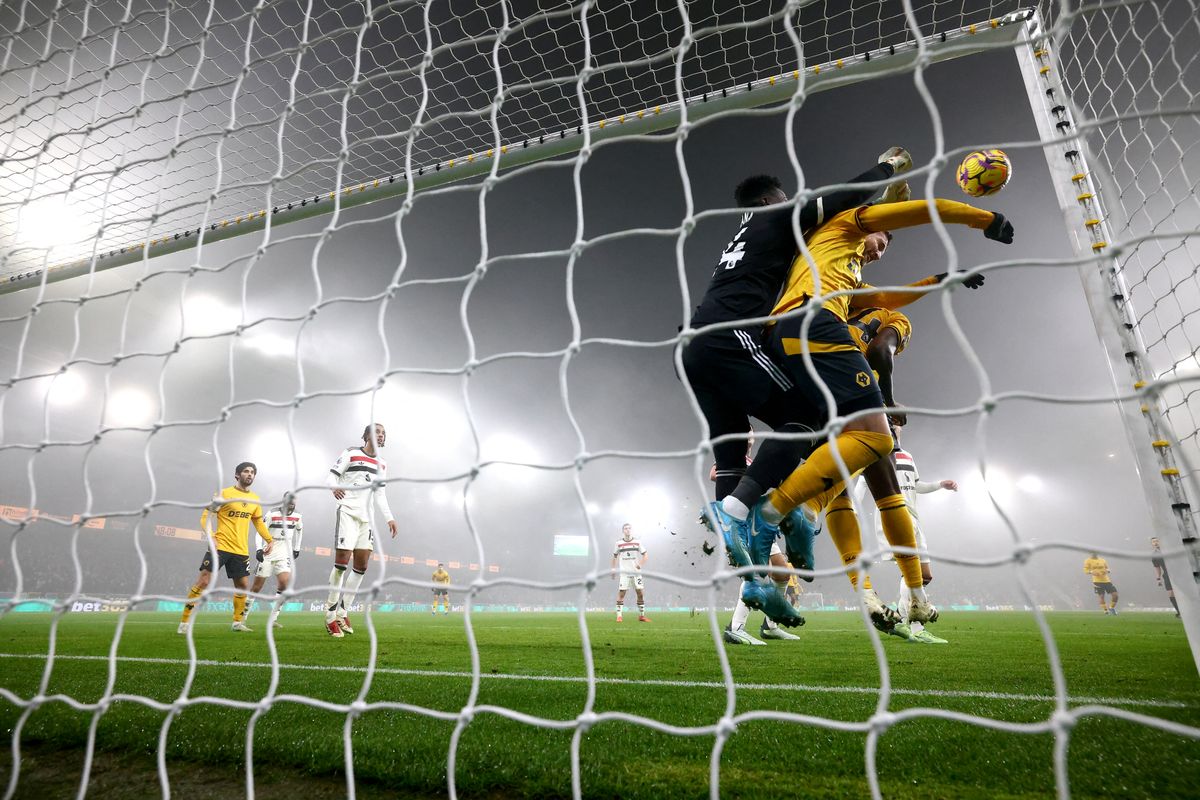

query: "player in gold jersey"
xmin=725 ymin=197 xmax=1011 ymax=628
xmin=177 ymin=462 xmax=275 ymax=633
xmin=1084 ymin=552 xmax=1119 ymax=614
xmin=431 ymin=562 xmax=451 ymax=615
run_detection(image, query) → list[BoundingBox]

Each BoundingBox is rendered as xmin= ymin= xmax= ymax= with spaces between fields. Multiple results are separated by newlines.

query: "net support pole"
xmin=1015 ymin=11 xmax=1200 ymax=668
xmin=0 ymin=10 xmax=1034 ymax=296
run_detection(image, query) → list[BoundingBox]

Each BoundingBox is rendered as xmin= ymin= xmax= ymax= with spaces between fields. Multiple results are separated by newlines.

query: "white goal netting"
xmin=1 ymin=0 xmax=1198 ymax=798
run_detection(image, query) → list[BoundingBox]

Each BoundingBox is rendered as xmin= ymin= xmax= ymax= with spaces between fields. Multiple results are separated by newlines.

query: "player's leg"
xmin=230 ymin=565 xmax=253 ymax=631
xmin=680 ymin=332 xmax=757 ymax=502
xmin=635 ymin=579 xmax=649 ymax=622
xmin=326 ymin=509 xmax=356 ymax=636
xmin=1108 ymin=585 xmax=1119 ymax=614
xmin=269 ymin=570 xmax=290 ymax=628
xmin=822 ymin=493 xmax=900 ymax=634
xmin=1095 ymin=584 xmax=1108 ymax=613
xmin=616 ymin=586 xmax=626 ymax=621
xmin=724 ymin=595 xmax=766 ymax=645
xmin=760 ymin=548 xmax=801 ymax=640
xmin=178 ymin=555 xmax=213 ymax=633
xmin=336 ymin=546 xmax=372 ymax=634
xmin=859 ymin=456 xmax=935 ymax=622
xmin=326 ymin=546 xmax=352 ymax=636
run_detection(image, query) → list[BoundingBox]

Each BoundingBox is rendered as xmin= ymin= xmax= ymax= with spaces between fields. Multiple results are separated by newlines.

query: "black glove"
xmin=984 ymin=212 xmax=1014 ymax=243
xmin=934 ymin=272 xmax=985 ymax=290
xmin=293 ymin=550 xmax=300 ymax=560
xmin=255 ymin=548 xmax=264 ymax=562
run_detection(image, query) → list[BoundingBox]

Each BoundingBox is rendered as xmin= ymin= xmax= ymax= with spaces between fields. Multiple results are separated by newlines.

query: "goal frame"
xmin=1 ymin=9 xmax=1035 ymax=296
xmin=1014 ymin=10 xmax=1200 ymax=665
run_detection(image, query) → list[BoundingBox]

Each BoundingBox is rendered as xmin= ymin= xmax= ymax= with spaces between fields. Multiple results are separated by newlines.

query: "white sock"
xmin=721 ymin=495 xmax=750 ymax=521
xmin=341 ymin=569 xmax=366 ymax=612
xmin=731 ymin=597 xmax=751 ymax=629
xmin=270 ymin=591 xmax=283 ymax=624
xmin=760 ymin=501 xmax=784 ymax=525
xmin=909 ymin=584 xmax=928 ymax=604
xmin=897 ymin=582 xmax=912 ymax=625
xmin=326 ymin=566 xmax=347 ymax=616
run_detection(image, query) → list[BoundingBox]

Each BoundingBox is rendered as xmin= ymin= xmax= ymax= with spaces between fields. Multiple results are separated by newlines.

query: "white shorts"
xmin=618 ymin=572 xmax=645 ymax=590
xmin=875 ymin=519 xmax=930 ymax=564
xmin=335 ymin=508 xmax=374 ymax=552
xmin=255 ymin=551 xmax=293 ymax=579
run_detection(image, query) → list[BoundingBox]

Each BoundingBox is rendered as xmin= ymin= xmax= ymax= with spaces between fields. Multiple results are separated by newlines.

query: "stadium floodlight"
xmin=240 ymin=332 xmax=297 ymax=359
xmin=103 ymin=387 xmax=156 ymax=428
xmin=13 ymin=195 xmax=94 ymax=252
xmin=182 ymin=294 xmax=241 ymax=338
xmin=46 ymin=370 xmax=87 ymax=408
xmin=1017 ymin=475 xmax=1045 ymax=494
xmin=625 ymin=487 xmax=671 ymax=531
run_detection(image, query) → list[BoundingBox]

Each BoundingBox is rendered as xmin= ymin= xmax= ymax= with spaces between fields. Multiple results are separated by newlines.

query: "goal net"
xmin=2 ymin=0 xmax=1198 ymax=797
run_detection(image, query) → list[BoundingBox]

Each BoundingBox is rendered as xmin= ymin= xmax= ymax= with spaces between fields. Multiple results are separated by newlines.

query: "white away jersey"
xmin=613 ymin=539 xmax=646 ymax=573
xmin=893 ymin=448 xmax=923 ymax=518
xmin=265 ymin=507 xmax=304 ymax=551
xmin=327 ymin=446 xmax=394 ymax=523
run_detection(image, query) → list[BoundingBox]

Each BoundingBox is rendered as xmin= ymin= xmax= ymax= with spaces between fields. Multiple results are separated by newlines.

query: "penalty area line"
xmin=0 ymin=652 xmax=1190 ymax=709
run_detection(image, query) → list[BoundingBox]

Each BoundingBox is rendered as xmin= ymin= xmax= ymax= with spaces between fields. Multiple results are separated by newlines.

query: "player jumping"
xmin=325 ymin=423 xmax=398 ymax=638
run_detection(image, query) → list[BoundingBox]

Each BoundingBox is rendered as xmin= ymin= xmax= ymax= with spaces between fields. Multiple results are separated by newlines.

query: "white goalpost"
xmin=2 ymin=0 xmax=1199 ymax=798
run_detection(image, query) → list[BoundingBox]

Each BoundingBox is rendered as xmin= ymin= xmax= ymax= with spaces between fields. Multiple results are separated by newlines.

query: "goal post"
xmin=1013 ymin=8 xmax=1200 ymax=664
xmin=0 ymin=9 xmax=1034 ymax=296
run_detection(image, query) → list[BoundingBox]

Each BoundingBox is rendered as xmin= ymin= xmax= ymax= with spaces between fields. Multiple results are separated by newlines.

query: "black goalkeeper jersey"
xmin=691 ymin=206 xmax=810 ymax=328
xmin=690 ymin=162 xmax=894 ymax=329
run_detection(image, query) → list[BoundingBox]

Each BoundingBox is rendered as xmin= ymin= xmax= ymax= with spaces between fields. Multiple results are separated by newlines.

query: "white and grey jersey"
xmin=264 ymin=507 xmax=304 ymax=551
xmin=327 ymin=446 xmax=394 ymax=523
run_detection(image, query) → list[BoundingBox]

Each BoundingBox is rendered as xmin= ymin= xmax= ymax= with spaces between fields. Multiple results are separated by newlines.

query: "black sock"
xmin=732 ymin=423 xmax=815 ymax=509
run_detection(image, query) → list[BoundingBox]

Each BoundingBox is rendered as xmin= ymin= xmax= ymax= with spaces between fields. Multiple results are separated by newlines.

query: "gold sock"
xmin=825 ymin=495 xmax=869 ymax=589
xmin=876 ymin=494 xmax=923 ymax=588
xmin=181 ymin=585 xmax=203 ymax=623
xmin=771 ymin=430 xmax=893 ymax=513
xmin=233 ymin=594 xmax=247 ymax=622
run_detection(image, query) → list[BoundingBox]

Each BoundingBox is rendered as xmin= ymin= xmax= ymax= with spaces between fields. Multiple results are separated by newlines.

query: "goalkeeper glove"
xmin=879 ymin=180 xmax=911 ymax=204
xmin=255 ymin=548 xmax=264 ymax=562
xmin=877 ymin=146 xmax=912 ymax=174
xmin=984 ymin=212 xmax=1014 ymax=243
xmin=292 ymin=550 xmax=300 ymax=560
xmin=934 ymin=271 xmax=985 ymax=289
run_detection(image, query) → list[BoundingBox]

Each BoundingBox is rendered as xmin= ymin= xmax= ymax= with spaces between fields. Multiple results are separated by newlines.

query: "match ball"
xmin=956 ymin=149 xmax=1011 ymax=197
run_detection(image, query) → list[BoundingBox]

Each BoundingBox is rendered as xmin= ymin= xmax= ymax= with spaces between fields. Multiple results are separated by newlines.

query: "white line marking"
xmin=0 ymin=652 xmax=1189 ymax=709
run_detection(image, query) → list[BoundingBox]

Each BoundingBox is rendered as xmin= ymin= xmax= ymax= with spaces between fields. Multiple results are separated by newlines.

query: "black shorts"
xmin=433 ymin=588 xmax=449 ymax=597
xmin=199 ymin=549 xmax=251 ymax=580
xmin=767 ymin=308 xmax=884 ymax=419
xmin=680 ymin=327 xmax=821 ymax=432
xmin=1092 ymin=581 xmax=1118 ymax=595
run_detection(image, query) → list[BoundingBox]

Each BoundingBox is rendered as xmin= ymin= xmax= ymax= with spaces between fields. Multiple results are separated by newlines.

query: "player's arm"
xmin=252 ymin=505 xmax=275 ymax=553
xmin=328 ymin=450 xmax=349 ymax=500
xmin=852 ymin=271 xmax=985 ymax=311
xmin=856 ymin=198 xmax=1013 ymax=242
xmin=199 ymin=491 xmax=221 ymax=529
xmin=638 ymin=545 xmax=647 ymax=570
xmin=864 ymin=326 xmax=903 ymax=420
xmin=796 ymin=153 xmax=904 ymax=232
xmin=292 ymin=515 xmax=303 ymax=558
xmin=374 ymin=475 xmax=398 ymax=538
xmin=914 ymin=479 xmax=957 ymax=493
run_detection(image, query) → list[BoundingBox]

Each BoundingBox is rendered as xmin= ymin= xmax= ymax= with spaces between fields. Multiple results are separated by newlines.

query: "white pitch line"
xmin=0 ymin=652 xmax=1191 ymax=709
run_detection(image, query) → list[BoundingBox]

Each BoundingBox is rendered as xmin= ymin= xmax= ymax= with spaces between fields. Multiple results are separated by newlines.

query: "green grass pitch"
xmin=0 ymin=610 xmax=1197 ymax=798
